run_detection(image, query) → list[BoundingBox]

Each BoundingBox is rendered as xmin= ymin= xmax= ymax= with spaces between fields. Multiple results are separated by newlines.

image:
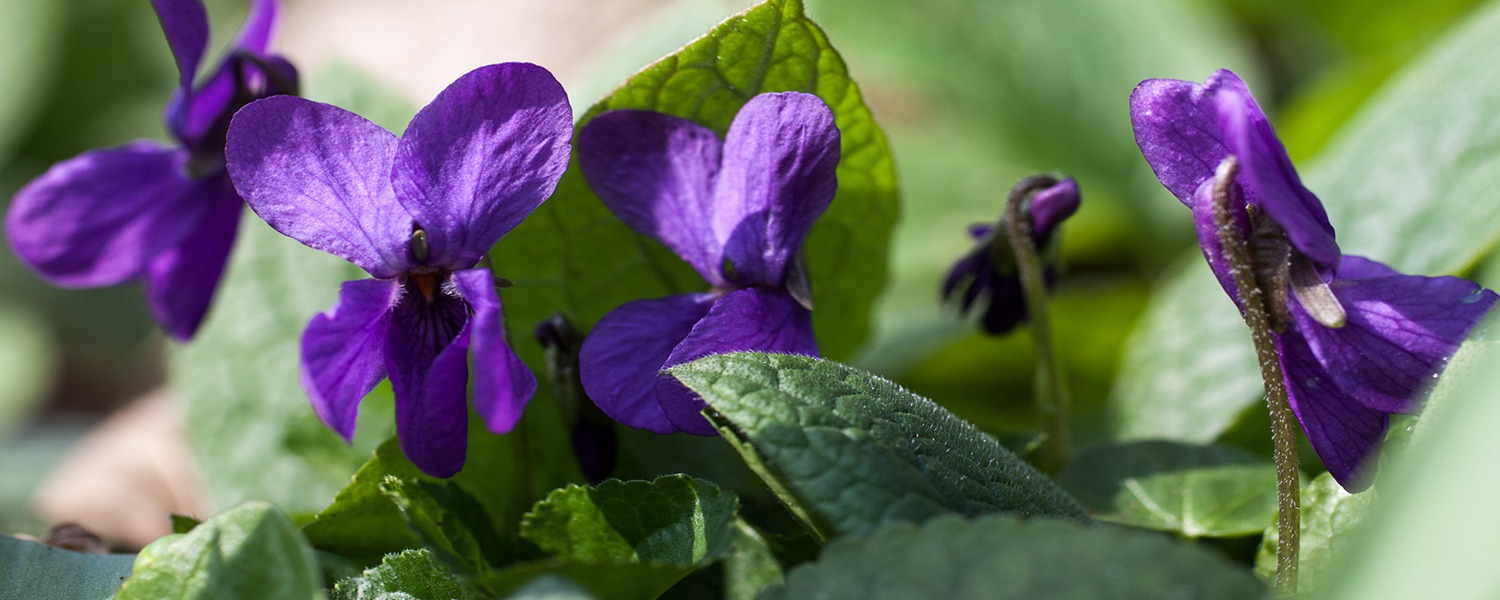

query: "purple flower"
xmin=5 ymin=0 xmax=298 ymax=340
xmin=1131 ymin=69 xmax=1498 ymax=491
xmin=224 ymin=63 xmax=572 ymax=477
xmin=943 ymin=178 xmax=1080 ymax=334
xmin=575 ymin=92 xmax=838 ymax=435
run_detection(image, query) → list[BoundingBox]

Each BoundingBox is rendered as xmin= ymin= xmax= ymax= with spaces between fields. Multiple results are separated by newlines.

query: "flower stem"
xmin=1209 ymin=157 xmax=1300 ymax=594
xmin=1004 ymin=176 xmax=1071 ymax=473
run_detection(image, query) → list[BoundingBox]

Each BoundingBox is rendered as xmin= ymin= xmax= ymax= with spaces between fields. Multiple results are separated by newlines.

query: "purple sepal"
xmin=6 ymin=142 xmax=212 ymax=287
xmin=657 ymin=288 xmax=818 ymax=435
xmin=148 ymin=0 xmax=209 ymax=90
xmin=713 ymin=92 xmax=840 ymax=286
xmin=300 ymin=278 xmax=399 ymax=441
xmin=579 ymin=293 xmax=716 ymax=434
xmin=144 ymin=176 xmax=243 ymax=340
xmin=577 ymin=110 xmax=727 ymax=285
xmin=227 ymin=96 xmax=414 ymax=278
xmin=393 ymin=63 xmax=572 ymax=270
xmin=453 ymin=268 xmax=535 ymax=433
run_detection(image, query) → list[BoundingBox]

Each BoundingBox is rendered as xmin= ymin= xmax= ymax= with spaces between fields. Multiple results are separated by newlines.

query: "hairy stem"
xmin=1004 ymin=175 xmax=1071 ymax=473
xmin=1210 ymin=157 xmax=1300 ymax=594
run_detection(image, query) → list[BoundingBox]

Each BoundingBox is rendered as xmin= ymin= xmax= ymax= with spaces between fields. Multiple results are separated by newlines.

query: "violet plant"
xmin=8 ymin=0 xmax=1500 ymax=598
xmin=575 ymin=92 xmax=837 ymax=436
xmin=223 ymin=62 xmax=572 ymax=477
xmin=5 ymin=0 xmax=296 ymax=340
xmin=1132 ymin=68 xmax=1497 ymax=590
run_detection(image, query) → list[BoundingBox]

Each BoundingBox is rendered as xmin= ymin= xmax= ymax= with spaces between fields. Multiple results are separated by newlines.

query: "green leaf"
xmin=724 ymin=519 xmax=784 ymax=600
xmin=0 ymin=0 xmax=62 ymax=160
xmin=1058 ymin=441 xmax=1278 ymax=537
xmin=1253 ymin=473 xmax=1376 ymax=593
xmin=669 ymin=352 xmax=1086 ymax=541
xmin=1306 ymin=1 xmax=1500 ymax=275
xmin=0 ymin=534 xmax=134 ymax=600
xmin=1112 ymin=1 xmax=1500 ymax=444
xmin=304 ymin=418 xmax=580 ymax=567
xmin=0 ymin=301 xmax=55 ymax=436
xmin=330 ymin=549 xmax=472 ymax=600
xmin=382 ymin=475 xmax=507 ymax=578
xmin=494 ymin=0 xmax=897 ymax=362
xmin=520 ymin=475 xmax=738 ymax=564
xmin=1110 ymin=258 xmax=1260 ymax=443
xmin=1321 ymin=338 xmax=1500 ymax=598
xmin=115 ymin=502 xmax=322 ymax=600
xmin=762 ymin=515 xmax=1264 ymax=599
xmin=171 ymin=219 xmax=394 ymax=514
xmin=472 ymin=476 xmax=740 ymax=599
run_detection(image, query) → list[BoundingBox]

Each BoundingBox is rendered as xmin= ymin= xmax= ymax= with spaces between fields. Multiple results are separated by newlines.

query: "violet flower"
xmin=943 ymin=178 xmax=1080 ymax=334
xmin=5 ymin=0 xmax=298 ymax=340
xmin=1131 ymin=69 xmax=1497 ymax=491
xmin=575 ymin=92 xmax=838 ymax=435
xmin=224 ymin=63 xmax=572 ymax=477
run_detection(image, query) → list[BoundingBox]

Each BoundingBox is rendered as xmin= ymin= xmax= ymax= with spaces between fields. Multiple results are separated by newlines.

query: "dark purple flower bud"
xmin=535 ymin=313 xmax=618 ymax=484
xmin=225 ymin=63 xmax=573 ymax=477
xmin=943 ymin=177 xmax=1080 ymax=335
xmin=5 ymin=0 xmax=298 ymax=340
xmin=574 ymin=92 xmax=837 ymax=435
xmin=1131 ymin=69 xmax=1498 ymax=491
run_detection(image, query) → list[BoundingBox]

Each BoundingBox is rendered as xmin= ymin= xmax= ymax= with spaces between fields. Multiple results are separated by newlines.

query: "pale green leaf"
xmin=114 ymin=502 xmax=322 ymax=600
xmin=0 ymin=534 xmax=134 ymax=600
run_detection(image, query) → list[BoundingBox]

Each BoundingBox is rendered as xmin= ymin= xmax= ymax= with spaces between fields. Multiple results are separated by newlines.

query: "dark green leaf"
xmin=670 ymin=352 xmax=1086 ymax=541
xmin=114 ymin=502 xmax=321 ymax=600
xmin=520 ymin=475 xmax=737 ymax=564
xmin=171 ymin=219 xmax=394 ymax=514
xmin=0 ymin=534 xmax=134 ymax=600
xmin=1059 ymin=441 xmax=1278 ymax=537
xmin=330 ymin=549 xmax=472 ymax=600
xmin=304 ymin=418 xmax=581 ymax=567
xmin=382 ymin=475 xmax=506 ymax=578
xmin=1254 ymin=473 xmax=1376 ymax=593
xmin=763 ymin=515 xmax=1264 ymax=599
xmin=473 ymin=476 xmax=740 ymax=599
xmin=494 ymin=0 xmax=897 ymax=362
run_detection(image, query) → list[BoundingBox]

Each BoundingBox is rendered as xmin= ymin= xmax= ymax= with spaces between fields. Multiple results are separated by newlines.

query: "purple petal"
xmin=144 ymin=177 xmax=243 ymax=340
xmin=1211 ymin=70 xmax=1340 ymax=269
xmin=713 ymin=92 xmax=840 ymax=286
xmin=1029 ymin=177 xmax=1080 ymax=244
xmin=577 ymin=110 xmax=726 ymax=284
xmin=1295 ymin=255 xmax=1497 ymax=414
xmin=1277 ymin=330 xmax=1388 ymax=492
xmin=385 ymin=279 xmax=473 ymax=477
xmin=300 ymin=278 xmax=398 ymax=441
xmin=393 ymin=63 xmax=572 ymax=269
xmin=1130 ymin=77 xmax=1229 ymax=206
xmin=453 ymin=268 xmax=536 ymax=433
xmin=658 ymin=288 xmax=819 ymax=435
xmin=6 ymin=142 xmax=211 ymax=287
xmin=149 ymin=0 xmax=209 ymax=90
xmin=227 ymin=96 xmax=414 ymax=277
xmin=406 ymin=322 xmax=472 ymax=478
xmin=579 ymin=293 xmax=716 ymax=433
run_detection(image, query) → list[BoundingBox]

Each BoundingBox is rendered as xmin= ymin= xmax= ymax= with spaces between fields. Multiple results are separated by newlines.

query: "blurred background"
xmin=0 ymin=0 xmax=1484 ymax=545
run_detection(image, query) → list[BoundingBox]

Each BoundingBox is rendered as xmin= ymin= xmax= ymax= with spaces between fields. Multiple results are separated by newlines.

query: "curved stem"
xmin=1209 ymin=157 xmax=1300 ymax=594
xmin=1004 ymin=176 xmax=1071 ymax=473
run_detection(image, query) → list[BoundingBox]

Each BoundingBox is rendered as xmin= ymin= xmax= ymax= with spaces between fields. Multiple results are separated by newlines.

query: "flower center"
xmin=409 ymin=269 xmax=445 ymax=304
